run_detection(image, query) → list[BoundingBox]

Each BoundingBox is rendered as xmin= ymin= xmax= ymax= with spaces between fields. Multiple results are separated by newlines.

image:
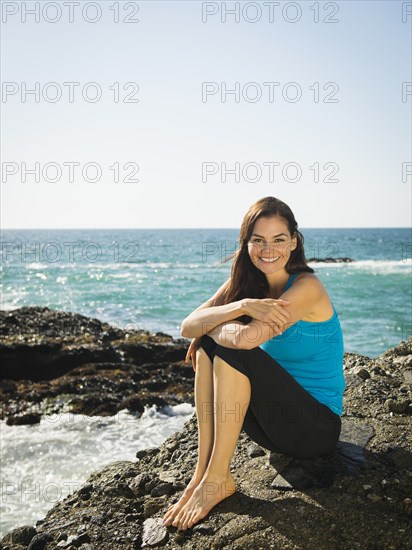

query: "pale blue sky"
xmin=1 ymin=0 xmax=411 ymax=228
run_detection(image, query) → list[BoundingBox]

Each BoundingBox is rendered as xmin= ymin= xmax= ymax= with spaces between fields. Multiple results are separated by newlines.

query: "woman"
xmin=162 ymin=196 xmax=345 ymax=531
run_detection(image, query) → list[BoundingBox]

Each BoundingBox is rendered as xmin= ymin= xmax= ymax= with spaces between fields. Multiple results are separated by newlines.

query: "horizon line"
xmin=1 ymin=226 xmax=411 ymax=231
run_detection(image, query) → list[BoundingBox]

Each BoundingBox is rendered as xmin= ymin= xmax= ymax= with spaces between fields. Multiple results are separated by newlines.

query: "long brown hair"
xmin=212 ymin=196 xmax=314 ymax=308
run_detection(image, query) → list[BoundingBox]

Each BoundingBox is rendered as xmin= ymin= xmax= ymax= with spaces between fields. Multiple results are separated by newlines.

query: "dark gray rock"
xmin=27 ymin=532 xmax=53 ymax=549
xmin=247 ymin=443 xmax=266 ymax=458
xmin=390 ymin=446 xmax=412 ymax=469
xmin=150 ymin=482 xmax=175 ymax=497
xmin=0 ymin=307 xmax=193 ymax=420
xmin=0 ymin=525 xmax=37 ymax=546
xmin=6 ymin=412 xmax=42 ymax=425
xmin=306 ymin=257 xmax=354 ymax=263
xmin=136 ymin=447 xmax=161 ymax=460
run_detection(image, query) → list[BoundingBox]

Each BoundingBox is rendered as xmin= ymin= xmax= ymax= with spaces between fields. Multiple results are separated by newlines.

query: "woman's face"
xmin=247 ymin=215 xmax=297 ymax=272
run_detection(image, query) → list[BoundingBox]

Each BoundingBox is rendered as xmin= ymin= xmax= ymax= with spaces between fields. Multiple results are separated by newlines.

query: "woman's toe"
xmin=171 ymin=513 xmax=182 ymax=527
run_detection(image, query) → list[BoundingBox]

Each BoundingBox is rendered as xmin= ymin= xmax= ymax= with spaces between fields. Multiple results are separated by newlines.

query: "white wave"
xmin=25 ymin=263 xmax=48 ymax=270
xmin=0 ymin=404 xmax=194 ymax=538
xmin=309 ymin=259 xmax=411 ymax=273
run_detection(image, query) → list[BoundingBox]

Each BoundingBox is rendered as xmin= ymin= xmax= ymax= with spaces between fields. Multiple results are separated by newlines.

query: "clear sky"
xmin=1 ymin=0 xmax=411 ymax=228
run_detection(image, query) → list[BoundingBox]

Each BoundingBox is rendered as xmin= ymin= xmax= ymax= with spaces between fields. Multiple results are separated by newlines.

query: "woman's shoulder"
xmin=294 ymin=271 xmax=319 ymax=284
xmin=293 ymin=271 xmax=329 ymax=294
xmin=293 ymin=272 xmax=334 ymax=322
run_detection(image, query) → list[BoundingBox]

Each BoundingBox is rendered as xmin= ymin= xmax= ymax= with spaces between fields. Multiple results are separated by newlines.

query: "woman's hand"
xmin=242 ymin=297 xmax=291 ymax=331
xmin=185 ymin=337 xmax=202 ymax=372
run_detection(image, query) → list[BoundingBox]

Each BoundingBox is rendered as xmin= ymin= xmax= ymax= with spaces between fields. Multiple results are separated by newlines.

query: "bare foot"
xmin=170 ymin=473 xmax=236 ymax=530
xmin=162 ymin=473 xmax=205 ymax=526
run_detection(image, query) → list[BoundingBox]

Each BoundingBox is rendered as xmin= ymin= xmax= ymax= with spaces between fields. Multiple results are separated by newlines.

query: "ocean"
xmin=0 ymin=227 xmax=411 ymax=536
xmin=1 ymin=227 xmax=411 ymax=357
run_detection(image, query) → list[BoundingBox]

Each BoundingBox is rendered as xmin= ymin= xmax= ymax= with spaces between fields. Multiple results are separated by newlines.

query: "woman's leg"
xmin=162 ymin=344 xmax=216 ymax=525
xmin=170 ymin=338 xmax=251 ymax=530
xmin=201 ymin=353 xmax=251 ymax=478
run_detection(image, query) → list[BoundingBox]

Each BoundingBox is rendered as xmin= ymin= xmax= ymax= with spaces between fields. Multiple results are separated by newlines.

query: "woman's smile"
xmin=259 ymin=256 xmax=280 ymax=264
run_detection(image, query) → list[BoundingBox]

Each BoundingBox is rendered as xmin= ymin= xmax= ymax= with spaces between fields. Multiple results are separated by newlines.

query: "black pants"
xmin=198 ymin=334 xmax=342 ymax=459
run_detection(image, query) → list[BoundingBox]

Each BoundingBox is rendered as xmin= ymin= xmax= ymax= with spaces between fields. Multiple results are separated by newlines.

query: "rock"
xmin=131 ymin=473 xmax=153 ymax=496
xmin=390 ymin=447 xmax=412 ymax=469
xmin=247 ymin=443 xmax=266 ymax=458
xmin=27 ymin=532 xmax=53 ymax=549
xmin=306 ymin=257 xmax=354 ymax=263
xmin=337 ymin=419 xmax=375 ymax=466
xmin=103 ymin=480 xmax=136 ymax=498
xmin=6 ymin=412 xmax=41 ymax=425
xmin=78 ymin=483 xmax=93 ymax=500
xmin=136 ymin=447 xmax=160 ymax=460
xmin=393 ymin=355 xmax=412 ymax=368
xmin=1 ymin=525 xmax=37 ymax=546
xmin=0 ymin=379 xmax=17 ymax=394
xmin=118 ymin=395 xmax=145 ymax=414
xmin=150 ymin=482 xmax=175 ymax=497
xmin=353 ymin=368 xmax=371 ymax=380
xmin=403 ymin=369 xmax=412 ymax=384
xmin=144 ymin=498 xmax=166 ymax=519
xmin=0 ymin=306 xmax=188 ymax=380
xmin=141 ymin=517 xmax=169 ymax=547
xmin=344 ymin=372 xmax=364 ymax=389
xmin=0 ymin=306 xmax=193 ymax=421
xmin=385 ymin=398 xmax=410 ymax=414
xmin=1 ymin=310 xmax=411 ymax=549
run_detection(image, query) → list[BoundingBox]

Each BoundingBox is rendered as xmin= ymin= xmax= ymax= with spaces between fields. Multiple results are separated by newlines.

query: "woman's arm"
xmin=228 ymin=276 xmax=324 ymax=350
xmin=207 ymin=320 xmax=250 ymax=349
xmin=181 ymin=277 xmax=248 ymax=339
xmin=181 ymin=301 xmax=246 ymax=339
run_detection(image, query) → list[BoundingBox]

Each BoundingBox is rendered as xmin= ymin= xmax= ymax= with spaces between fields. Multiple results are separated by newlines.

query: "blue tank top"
xmin=259 ymin=273 xmax=346 ymax=416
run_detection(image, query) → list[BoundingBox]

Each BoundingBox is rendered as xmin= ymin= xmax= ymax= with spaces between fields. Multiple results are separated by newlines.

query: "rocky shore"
xmin=1 ymin=306 xmax=412 ymax=549
xmin=0 ymin=307 xmax=193 ymax=424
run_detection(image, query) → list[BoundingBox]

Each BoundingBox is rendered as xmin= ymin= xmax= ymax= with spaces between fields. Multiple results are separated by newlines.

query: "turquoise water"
xmin=1 ymin=227 xmax=411 ymax=358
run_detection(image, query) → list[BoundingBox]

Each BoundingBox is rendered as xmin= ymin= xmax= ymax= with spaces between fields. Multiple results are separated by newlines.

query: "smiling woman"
xmin=162 ymin=196 xmax=345 ymax=532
